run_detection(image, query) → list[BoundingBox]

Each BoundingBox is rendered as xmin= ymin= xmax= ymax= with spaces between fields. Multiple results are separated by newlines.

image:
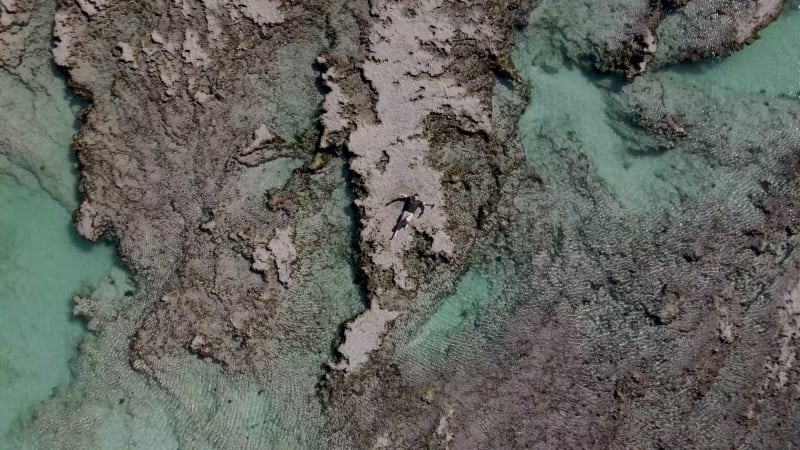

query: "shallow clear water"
xmin=513 ymin=7 xmax=800 ymax=212
xmin=2 ymin=14 xmax=357 ymax=445
xmin=0 ymin=65 xmax=85 ymax=210
xmin=0 ymin=132 xmax=121 ymax=437
xmin=669 ymin=9 xmax=800 ymax=97
xmin=0 ymin=8 xmax=128 ymax=436
xmin=401 ymin=266 xmax=500 ymax=366
xmin=518 ymin=63 xmax=682 ymax=208
xmin=514 ymin=46 xmax=712 ymax=210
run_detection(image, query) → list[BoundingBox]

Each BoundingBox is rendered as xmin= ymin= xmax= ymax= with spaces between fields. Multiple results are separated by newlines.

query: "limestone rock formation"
xmin=53 ymin=0 xmax=332 ymax=375
xmin=318 ymin=0 xmax=525 ymax=373
xmin=3 ymin=0 xmax=799 ymax=448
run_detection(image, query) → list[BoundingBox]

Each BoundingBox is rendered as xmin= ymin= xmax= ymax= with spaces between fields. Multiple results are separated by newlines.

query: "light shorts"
xmin=398 ymin=211 xmax=414 ymax=226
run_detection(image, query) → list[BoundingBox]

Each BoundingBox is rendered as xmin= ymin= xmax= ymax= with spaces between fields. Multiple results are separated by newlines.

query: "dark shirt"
xmin=387 ymin=196 xmax=425 ymax=215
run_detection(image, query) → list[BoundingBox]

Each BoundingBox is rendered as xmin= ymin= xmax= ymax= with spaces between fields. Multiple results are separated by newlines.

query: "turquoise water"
xmin=2 ymin=8 xmax=355 ymax=448
xmin=4 ymin=165 xmax=360 ymax=450
xmin=0 ymin=66 xmax=86 ymax=210
xmin=0 ymin=10 xmax=126 ymax=436
xmin=512 ymin=6 xmax=800 ymax=211
xmin=514 ymin=48 xmax=710 ymax=210
xmin=400 ymin=253 xmax=511 ymax=370
xmin=0 ymin=163 xmax=121 ymax=436
xmin=669 ymin=9 xmax=800 ymax=97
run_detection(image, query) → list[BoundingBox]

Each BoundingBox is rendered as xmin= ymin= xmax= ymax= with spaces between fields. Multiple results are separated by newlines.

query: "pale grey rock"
xmin=333 ymin=303 xmax=401 ymax=372
xmin=324 ymin=0 xmax=521 ymax=373
xmin=237 ymin=0 xmax=284 ymax=27
xmin=75 ymin=0 xmax=111 ymax=17
xmin=268 ymin=226 xmax=296 ymax=287
xmin=182 ymin=29 xmax=210 ymax=68
xmin=318 ymin=65 xmax=349 ymax=149
xmin=250 ymin=245 xmax=271 ymax=273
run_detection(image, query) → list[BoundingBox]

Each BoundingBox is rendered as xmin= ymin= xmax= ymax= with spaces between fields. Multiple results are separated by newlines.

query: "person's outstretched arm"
xmin=385 ymin=194 xmax=407 ymax=206
xmin=419 ymin=202 xmax=435 ymax=217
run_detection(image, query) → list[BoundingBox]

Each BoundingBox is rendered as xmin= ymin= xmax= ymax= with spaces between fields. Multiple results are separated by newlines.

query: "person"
xmin=385 ymin=193 xmax=433 ymax=240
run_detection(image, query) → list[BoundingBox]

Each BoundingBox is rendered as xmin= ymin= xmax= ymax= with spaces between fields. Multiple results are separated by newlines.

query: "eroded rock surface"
xmin=525 ymin=0 xmax=786 ymax=78
xmin=4 ymin=0 xmax=799 ymax=448
xmin=318 ymin=0 xmax=525 ymax=373
xmin=53 ymin=0 xmax=331 ymax=375
xmin=317 ymin=5 xmax=800 ymax=449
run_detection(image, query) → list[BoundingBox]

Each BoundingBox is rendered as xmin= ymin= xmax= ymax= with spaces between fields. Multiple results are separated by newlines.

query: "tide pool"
xmin=513 ymin=5 xmax=800 ymax=211
xmin=513 ymin=44 xmax=710 ymax=210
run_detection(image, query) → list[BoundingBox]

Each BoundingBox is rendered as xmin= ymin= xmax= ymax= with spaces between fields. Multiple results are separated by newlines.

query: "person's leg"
xmin=390 ymin=212 xmax=412 ymax=240
xmin=402 ymin=212 xmax=413 ymax=230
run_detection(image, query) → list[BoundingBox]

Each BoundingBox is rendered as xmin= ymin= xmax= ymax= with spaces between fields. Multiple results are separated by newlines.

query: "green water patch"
xmin=0 ymin=11 xmax=128 ymax=436
xmin=5 ymin=161 xmax=361 ymax=450
xmin=667 ymin=7 xmax=800 ymax=98
xmin=0 ymin=175 xmax=122 ymax=436
xmin=403 ymin=269 xmax=497 ymax=356
xmin=0 ymin=64 xmax=86 ymax=210
xmin=398 ymin=251 xmax=513 ymax=371
xmin=513 ymin=47 xmax=708 ymax=210
xmin=512 ymin=6 xmax=800 ymax=211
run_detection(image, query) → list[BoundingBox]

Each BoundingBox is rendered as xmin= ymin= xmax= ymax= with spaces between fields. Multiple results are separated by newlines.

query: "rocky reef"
xmin=48 ymin=0 xmax=529 ymax=380
xmin=525 ymin=0 xmax=787 ymax=78
xmin=2 ymin=0 xmax=799 ymax=448
xmin=51 ymin=0 xmax=336 ymax=376
xmin=318 ymin=0 xmax=525 ymax=372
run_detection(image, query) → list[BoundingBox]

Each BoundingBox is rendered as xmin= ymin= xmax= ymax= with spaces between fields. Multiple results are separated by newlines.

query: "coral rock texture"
xmin=319 ymin=0 xmax=524 ymax=371
xmin=526 ymin=0 xmax=786 ymax=78
xmin=53 ymin=0 xmax=331 ymax=375
xmin=3 ymin=0 xmax=798 ymax=447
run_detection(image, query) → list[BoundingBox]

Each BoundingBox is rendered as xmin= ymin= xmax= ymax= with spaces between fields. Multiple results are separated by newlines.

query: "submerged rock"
xmin=524 ymin=0 xmax=786 ymax=79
